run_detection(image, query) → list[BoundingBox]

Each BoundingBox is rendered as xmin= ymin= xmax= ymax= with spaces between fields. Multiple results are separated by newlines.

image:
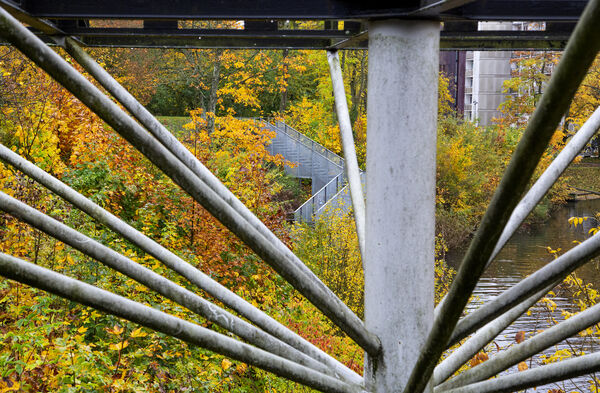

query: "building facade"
xmin=464 ymin=22 xmax=514 ymax=126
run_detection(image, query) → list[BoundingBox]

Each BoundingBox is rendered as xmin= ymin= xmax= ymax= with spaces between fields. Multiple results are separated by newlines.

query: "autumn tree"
xmin=0 ymin=45 xmax=318 ymax=391
xmin=495 ymin=51 xmax=560 ymax=128
xmin=569 ymin=55 xmax=600 ymax=128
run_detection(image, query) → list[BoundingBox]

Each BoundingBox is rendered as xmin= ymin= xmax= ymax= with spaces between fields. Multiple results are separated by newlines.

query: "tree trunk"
xmin=349 ymin=51 xmax=368 ymax=126
xmin=207 ymin=49 xmax=223 ymax=134
xmin=357 ymin=51 xmax=368 ymax=118
xmin=279 ymin=49 xmax=289 ymax=112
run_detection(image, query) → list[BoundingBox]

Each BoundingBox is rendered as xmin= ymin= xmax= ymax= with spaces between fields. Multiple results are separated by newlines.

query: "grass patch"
xmin=156 ymin=116 xmax=191 ymax=138
xmin=579 ymin=156 xmax=600 ymax=164
xmin=563 ymin=165 xmax=600 ymax=191
xmin=270 ymin=167 xmax=311 ymax=218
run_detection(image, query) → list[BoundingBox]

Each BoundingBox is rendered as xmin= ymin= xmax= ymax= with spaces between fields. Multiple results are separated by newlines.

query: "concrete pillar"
xmin=364 ymin=20 xmax=439 ymax=392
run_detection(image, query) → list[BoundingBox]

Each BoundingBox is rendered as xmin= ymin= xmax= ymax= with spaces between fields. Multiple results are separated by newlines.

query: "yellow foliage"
xmin=221 ymin=358 xmax=233 ymax=371
xmin=130 ymin=327 xmax=148 ymax=338
xmin=517 ymin=361 xmax=529 ymax=371
xmin=438 ymin=72 xmax=455 ymax=117
xmin=291 ymin=201 xmax=364 ymax=317
xmin=109 ymin=340 xmax=129 ymax=351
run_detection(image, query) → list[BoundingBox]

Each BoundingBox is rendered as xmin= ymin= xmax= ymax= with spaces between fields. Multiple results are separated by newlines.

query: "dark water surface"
xmin=447 ymin=199 xmax=600 ymax=392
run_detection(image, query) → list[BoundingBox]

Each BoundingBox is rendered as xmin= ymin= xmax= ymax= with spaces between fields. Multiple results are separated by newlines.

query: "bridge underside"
xmin=1 ymin=1 xmax=600 ymax=393
xmin=0 ymin=0 xmax=590 ymax=50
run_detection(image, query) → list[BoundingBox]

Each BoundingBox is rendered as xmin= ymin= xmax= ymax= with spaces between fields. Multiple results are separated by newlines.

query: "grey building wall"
xmin=465 ymin=22 xmax=514 ymax=126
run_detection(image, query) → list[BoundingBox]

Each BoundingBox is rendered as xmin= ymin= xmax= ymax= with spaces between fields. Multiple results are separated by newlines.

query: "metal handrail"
xmin=271 ymin=120 xmax=344 ymax=168
xmin=314 ymin=171 xmax=366 ymax=219
xmin=294 ymin=171 xmax=347 ymax=222
xmin=214 ymin=117 xmax=348 ymax=223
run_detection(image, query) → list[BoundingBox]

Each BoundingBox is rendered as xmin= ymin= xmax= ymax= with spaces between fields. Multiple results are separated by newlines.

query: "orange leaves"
xmin=106 ymin=325 xmax=124 ymax=336
xmin=515 ymin=330 xmax=526 ymax=344
xmin=221 ymin=358 xmax=233 ymax=371
xmin=130 ymin=327 xmax=148 ymax=338
xmin=517 ymin=361 xmax=529 ymax=371
xmin=469 ymin=351 xmax=489 ymax=367
xmin=109 ymin=340 xmax=129 ymax=351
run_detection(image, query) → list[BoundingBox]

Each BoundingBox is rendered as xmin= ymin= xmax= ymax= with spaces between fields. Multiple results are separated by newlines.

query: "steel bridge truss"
xmin=0 ymin=0 xmax=592 ymax=50
xmin=0 ymin=0 xmax=600 ymax=392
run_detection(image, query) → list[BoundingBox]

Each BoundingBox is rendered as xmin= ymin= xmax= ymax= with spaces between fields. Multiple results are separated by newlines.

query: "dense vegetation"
xmin=1 ymin=37 xmax=600 ymax=392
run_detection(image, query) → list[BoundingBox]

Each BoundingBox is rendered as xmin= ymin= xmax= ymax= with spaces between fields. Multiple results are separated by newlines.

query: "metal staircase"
xmin=263 ymin=120 xmax=360 ymax=223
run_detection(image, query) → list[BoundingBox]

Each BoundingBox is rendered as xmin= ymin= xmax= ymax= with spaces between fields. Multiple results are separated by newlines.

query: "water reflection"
xmin=447 ymin=199 xmax=600 ymax=392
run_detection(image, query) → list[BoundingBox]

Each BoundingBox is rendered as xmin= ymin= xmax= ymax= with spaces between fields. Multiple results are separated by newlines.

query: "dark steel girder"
xmin=53 ymin=31 xmax=570 ymax=51
xmin=7 ymin=0 xmax=590 ymax=21
xmin=444 ymin=0 xmax=590 ymax=21
xmin=0 ymin=0 xmax=590 ymax=50
xmin=0 ymin=28 xmax=575 ymax=51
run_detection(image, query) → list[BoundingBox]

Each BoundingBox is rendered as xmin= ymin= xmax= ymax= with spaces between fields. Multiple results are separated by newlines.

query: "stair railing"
xmin=294 ymin=171 xmax=347 ymax=222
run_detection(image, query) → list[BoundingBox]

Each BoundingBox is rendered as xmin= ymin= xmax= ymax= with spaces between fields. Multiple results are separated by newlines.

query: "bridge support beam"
xmin=364 ymin=19 xmax=439 ymax=392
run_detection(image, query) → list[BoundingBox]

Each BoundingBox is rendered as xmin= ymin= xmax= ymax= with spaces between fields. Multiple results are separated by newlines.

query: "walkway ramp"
xmin=264 ymin=120 xmax=356 ymax=223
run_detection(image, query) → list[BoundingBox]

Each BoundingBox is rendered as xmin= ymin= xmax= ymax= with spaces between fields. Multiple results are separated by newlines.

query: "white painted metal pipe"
xmin=450 ymin=230 xmax=600 ymax=345
xmin=0 ymin=191 xmax=344 ymax=379
xmin=0 ymin=144 xmax=362 ymax=385
xmin=326 ymin=50 xmax=366 ymax=259
xmin=59 ymin=37 xmax=338 ymax=308
xmin=435 ymin=105 xmax=600 ymax=316
xmin=439 ymin=351 xmax=600 ymax=393
xmin=365 ymin=20 xmax=439 ymax=392
xmin=0 ymin=252 xmax=363 ymax=393
xmin=490 ymin=105 xmax=600 ymax=264
xmin=433 ymin=285 xmax=552 ymax=385
xmin=408 ymin=0 xmax=600 ymax=389
xmin=0 ymin=7 xmax=380 ymax=356
xmin=437 ymin=299 xmax=600 ymax=391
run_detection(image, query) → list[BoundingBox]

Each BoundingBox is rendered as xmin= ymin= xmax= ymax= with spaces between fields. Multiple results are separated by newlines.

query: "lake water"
xmin=447 ymin=199 xmax=600 ymax=392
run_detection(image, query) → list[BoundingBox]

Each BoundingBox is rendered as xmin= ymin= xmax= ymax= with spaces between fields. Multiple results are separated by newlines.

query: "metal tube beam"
xmin=61 ymin=37 xmax=361 ymax=356
xmin=436 ymin=105 xmax=600 ymax=316
xmin=433 ymin=285 xmax=552 ymax=385
xmin=449 ymin=230 xmax=600 ymax=345
xmin=439 ymin=351 xmax=600 ymax=393
xmin=0 ymin=144 xmax=362 ymax=385
xmin=0 ymin=7 xmax=381 ymax=356
xmin=326 ymin=49 xmax=366 ymax=259
xmin=365 ymin=20 xmax=439 ymax=392
xmin=405 ymin=0 xmax=600 ymax=391
xmin=0 ymin=252 xmax=362 ymax=393
xmin=437 ymin=300 xmax=600 ymax=391
xmin=0 ymin=192 xmax=346 ymax=379
xmin=60 ymin=36 xmax=333 ymax=298
xmin=489 ymin=106 xmax=600 ymax=264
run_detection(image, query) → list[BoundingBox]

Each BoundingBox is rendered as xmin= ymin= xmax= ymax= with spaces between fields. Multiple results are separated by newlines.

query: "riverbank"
xmin=563 ymin=163 xmax=600 ymax=201
xmin=440 ymin=162 xmax=595 ymax=250
xmin=446 ymin=198 xmax=600 ymax=392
